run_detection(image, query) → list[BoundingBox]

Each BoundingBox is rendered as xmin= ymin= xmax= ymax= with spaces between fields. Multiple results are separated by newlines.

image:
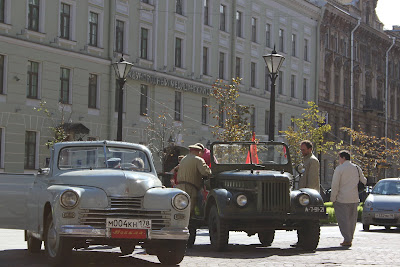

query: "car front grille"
xmin=260 ymin=180 xmax=290 ymax=212
xmin=79 ymin=197 xmax=171 ymax=230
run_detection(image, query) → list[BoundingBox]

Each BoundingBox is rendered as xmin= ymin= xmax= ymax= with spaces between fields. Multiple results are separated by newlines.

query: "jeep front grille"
xmin=260 ymin=181 xmax=290 ymax=212
xmin=79 ymin=197 xmax=171 ymax=230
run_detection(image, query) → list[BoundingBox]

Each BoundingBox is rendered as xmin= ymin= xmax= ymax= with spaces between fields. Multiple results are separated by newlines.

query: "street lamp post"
xmin=263 ymin=48 xmax=285 ymax=141
xmin=112 ymin=57 xmax=133 ymax=141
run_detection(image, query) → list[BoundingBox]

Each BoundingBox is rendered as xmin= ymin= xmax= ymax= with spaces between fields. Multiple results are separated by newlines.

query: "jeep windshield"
xmin=212 ymin=142 xmax=289 ymax=165
xmin=58 ymin=146 xmax=151 ymax=172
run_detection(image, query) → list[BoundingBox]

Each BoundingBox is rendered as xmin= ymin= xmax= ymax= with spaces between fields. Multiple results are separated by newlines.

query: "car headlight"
xmin=298 ymin=194 xmax=310 ymax=206
xmin=60 ymin=190 xmax=79 ymax=209
xmin=236 ymin=194 xmax=248 ymax=207
xmin=364 ymin=201 xmax=372 ymax=209
xmin=172 ymin=193 xmax=189 ymax=211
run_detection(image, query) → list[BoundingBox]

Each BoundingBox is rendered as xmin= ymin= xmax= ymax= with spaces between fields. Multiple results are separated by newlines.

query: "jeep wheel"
xmin=258 ymin=230 xmax=275 ymax=247
xmin=156 ymin=240 xmax=186 ymax=265
xmin=208 ymin=205 xmax=229 ymax=251
xmin=188 ymin=226 xmax=197 ymax=248
xmin=297 ymin=220 xmax=320 ymax=251
xmin=44 ymin=214 xmax=72 ymax=266
xmin=363 ymin=224 xmax=370 ymax=231
xmin=27 ymin=231 xmax=42 ymax=253
xmin=120 ymin=244 xmax=135 ymax=255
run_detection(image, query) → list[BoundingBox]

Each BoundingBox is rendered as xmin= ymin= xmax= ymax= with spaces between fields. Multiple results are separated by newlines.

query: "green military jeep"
xmin=189 ymin=141 xmax=327 ymax=251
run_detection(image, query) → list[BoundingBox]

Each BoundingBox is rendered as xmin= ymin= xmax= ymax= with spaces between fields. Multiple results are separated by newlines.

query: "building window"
xmin=279 ymin=29 xmax=284 ymax=52
xmin=89 ymin=11 xmax=98 ymax=47
xmin=235 ymin=57 xmax=241 ymax=79
xmin=28 ymin=0 xmax=40 ymax=31
xmin=291 ymin=116 xmax=295 ymax=129
xmin=88 ymin=74 xmax=97 ymax=109
xmin=140 ymin=28 xmax=148 ymax=59
xmin=236 ymin=11 xmax=242 ymax=37
xmin=303 ymin=78 xmax=308 ymax=100
xmin=203 ymin=0 xmax=209 ymax=25
xmin=219 ymin=4 xmax=226 ymax=31
xmin=24 ymin=131 xmax=37 ymax=169
xmin=174 ymin=91 xmax=182 ymax=121
xmin=60 ymin=3 xmax=70 ymax=39
xmin=27 ymin=61 xmax=39 ymax=99
xmin=251 ymin=62 xmax=256 ymax=87
xmin=141 ymin=0 xmax=149 ymax=3
xmin=250 ymin=107 xmax=256 ymax=132
xmin=265 ymin=66 xmax=270 ymax=92
xmin=291 ymin=74 xmax=296 ymax=98
xmin=278 ymin=71 xmax=283 ymax=94
xmin=264 ymin=110 xmax=269 ymax=135
xmin=140 ymin=84 xmax=148 ymax=116
xmin=203 ymin=47 xmax=208 ymax=75
xmin=304 ymin=39 xmax=309 ymax=61
xmin=0 ymin=0 xmax=4 ymax=23
xmin=291 ymin=34 xmax=296 ymax=57
xmin=175 ymin=37 xmax=182 ymax=68
xmin=278 ymin=113 xmax=283 ymax=133
xmin=176 ymin=0 xmax=183 ymax=15
xmin=0 ymin=55 xmax=4 ymax=94
xmin=265 ymin=23 xmax=271 ymax=48
xmin=251 ymin=17 xmax=257 ymax=42
xmin=219 ymin=52 xmax=225 ymax=79
xmin=60 ymin=67 xmax=70 ymax=104
xmin=202 ymin=97 xmax=208 ymax=124
xmin=115 ymin=20 xmax=124 ymax=53
xmin=218 ymin=102 xmax=225 ymax=127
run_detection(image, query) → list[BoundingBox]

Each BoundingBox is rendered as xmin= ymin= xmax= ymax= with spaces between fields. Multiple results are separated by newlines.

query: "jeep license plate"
xmin=106 ymin=218 xmax=151 ymax=239
xmin=304 ymin=206 xmax=326 ymax=213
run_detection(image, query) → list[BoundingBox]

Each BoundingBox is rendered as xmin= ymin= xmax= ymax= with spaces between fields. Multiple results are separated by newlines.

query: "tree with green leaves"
xmin=208 ymin=78 xmax=253 ymax=142
xmin=280 ymin=101 xmax=334 ymax=166
xmin=34 ymin=100 xmax=69 ymax=148
xmin=337 ymin=127 xmax=400 ymax=183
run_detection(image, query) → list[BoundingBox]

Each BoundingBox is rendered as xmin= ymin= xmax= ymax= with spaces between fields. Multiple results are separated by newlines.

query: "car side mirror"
xmin=295 ymin=164 xmax=305 ymax=174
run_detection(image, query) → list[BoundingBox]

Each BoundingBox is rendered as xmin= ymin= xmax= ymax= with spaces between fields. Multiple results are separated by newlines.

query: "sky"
xmin=376 ymin=0 xmax=400 ymax=30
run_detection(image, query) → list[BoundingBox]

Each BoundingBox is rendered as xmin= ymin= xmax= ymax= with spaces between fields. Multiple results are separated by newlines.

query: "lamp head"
xmin=113 ymin=56 xmax=134 ymax=80
xmin=262 ymin=46 xmax=285 ymax=74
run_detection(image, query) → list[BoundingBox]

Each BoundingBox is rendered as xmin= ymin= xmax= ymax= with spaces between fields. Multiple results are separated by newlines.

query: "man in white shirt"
xmin=330 ymin=150 xmax=367 ymax=247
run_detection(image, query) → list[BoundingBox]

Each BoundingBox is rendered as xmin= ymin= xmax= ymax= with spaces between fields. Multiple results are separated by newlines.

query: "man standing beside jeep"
xmin=176 ymin=144 xmax=211 ymax=215
xmin=299 ymin=140 xmax=320 ymax=190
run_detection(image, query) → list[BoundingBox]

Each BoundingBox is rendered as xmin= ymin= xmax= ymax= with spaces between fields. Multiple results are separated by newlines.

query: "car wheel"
xmin=297 ymin=220 xmax=320 ymax=251
xmin=258 ymin=230 xmax=275 ymax=247
xmin=385 ymin=226 xmax=391 ymax=230
xmin=208 ymin=205 xmax=229 ymax=251
xmin=156 ymin=240 xmax=186 ymax=265
xmin=187 ymin=225 xmax=197 ymax=248
xmin=44 ymin=214 xmax=72 ymax=266
xmin=363 ymin=224 xmax=370 ymax=231
xmin=27 ymin=231 xmax=42 ymax=253
xmin=120 ymin=244 xmax=135 ymax=255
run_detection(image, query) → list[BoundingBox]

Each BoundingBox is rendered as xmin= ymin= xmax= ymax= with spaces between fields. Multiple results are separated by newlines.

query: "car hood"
xmin=366 ymin=194 xmax=400 ymax=211
xmin=55 ymin=169 xmax=162 ymax=197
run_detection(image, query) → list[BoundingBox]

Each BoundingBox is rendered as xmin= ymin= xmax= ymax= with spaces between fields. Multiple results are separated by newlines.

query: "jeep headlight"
xmin=236 ymin=194 xmax=248 ymax=207
xmin=298 ymin=194 xmax=310 ymax=206
xmin=172 ymin=193 xmax=189 ymax=211
xmin=60 ymin=190 xmax=79 ymax=209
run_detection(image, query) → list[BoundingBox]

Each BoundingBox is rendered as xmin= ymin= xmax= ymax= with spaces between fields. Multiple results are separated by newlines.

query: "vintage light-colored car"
xmin=0 ymin=141 xmax=190 ymax=265
xmin=362 ymin=178 xmax=400 ymax=231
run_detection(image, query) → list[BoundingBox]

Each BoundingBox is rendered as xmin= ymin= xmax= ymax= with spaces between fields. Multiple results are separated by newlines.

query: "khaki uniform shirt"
xmin=299 ymin=153 xmax=320 ymax=191
xmin=330 ymin=160 xmax=367 ymax=203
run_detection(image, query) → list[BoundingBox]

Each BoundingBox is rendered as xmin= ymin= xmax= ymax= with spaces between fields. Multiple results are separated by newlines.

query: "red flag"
xmin=246 ymin=132 xmax=259 ymax=164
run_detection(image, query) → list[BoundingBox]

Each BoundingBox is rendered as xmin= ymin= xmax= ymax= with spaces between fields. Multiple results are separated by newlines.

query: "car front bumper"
xmin=60 ymin=225 xmax=189 ymax=240
xmin=362 ymin=211 xmax=400 ymax=226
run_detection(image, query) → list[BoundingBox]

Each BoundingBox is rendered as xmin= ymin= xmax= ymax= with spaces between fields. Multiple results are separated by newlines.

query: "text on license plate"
xmin=375 ymin=213 xmax=394 ymax=219
xmin=305 ymin=206 xmax=325 ymax=212
xmin=106 ymin=218 xmax=151 ymax=229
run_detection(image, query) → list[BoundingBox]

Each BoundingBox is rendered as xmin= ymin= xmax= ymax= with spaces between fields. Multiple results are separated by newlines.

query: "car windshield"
xmin=371 ymin=180 xmax=400 ymax=195
xmin=58 ymin=146 xmax=151 ymax=172
xmin=213 ymin=143 xmax=289 ymax=165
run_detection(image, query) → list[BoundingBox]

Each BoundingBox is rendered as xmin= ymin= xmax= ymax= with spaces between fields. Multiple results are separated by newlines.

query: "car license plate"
xmin=375 ymin=213 xmax=394 ymax=219
xmin=106 ymin=218 xmax=151 ymax=239
xmin=305 ymin=206 xmax=326 ymax=213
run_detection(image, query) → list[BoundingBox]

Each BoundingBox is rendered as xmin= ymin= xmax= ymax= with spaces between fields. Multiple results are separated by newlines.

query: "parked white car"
xmin=0 ymin=141 xmax=190 ymax=265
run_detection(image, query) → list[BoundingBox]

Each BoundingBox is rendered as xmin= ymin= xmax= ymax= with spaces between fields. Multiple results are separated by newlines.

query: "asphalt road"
xmin=0 ymin=223 xmax=399 ymax=266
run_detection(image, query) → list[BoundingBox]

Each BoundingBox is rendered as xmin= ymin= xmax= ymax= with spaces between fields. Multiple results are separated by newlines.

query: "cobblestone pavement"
xmin=0 ymin=223 xmax=399 ymax=266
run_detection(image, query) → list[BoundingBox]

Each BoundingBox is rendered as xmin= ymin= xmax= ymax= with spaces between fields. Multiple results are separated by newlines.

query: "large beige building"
xmin=0 ymin=0 xmax=321 ymax=173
